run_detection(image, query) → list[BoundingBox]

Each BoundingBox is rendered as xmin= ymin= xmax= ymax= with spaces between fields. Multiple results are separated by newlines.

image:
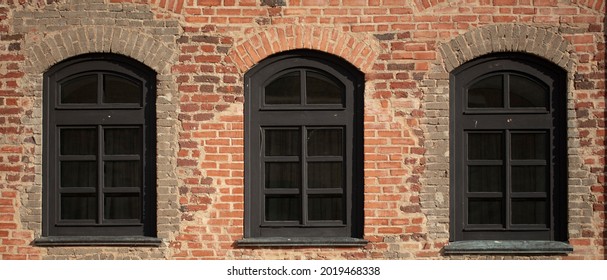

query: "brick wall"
xmin=0 ymin=0 xmax=605 ymax=259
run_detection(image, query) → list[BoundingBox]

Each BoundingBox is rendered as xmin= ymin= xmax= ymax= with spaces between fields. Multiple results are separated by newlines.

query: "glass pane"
xmin=265 ymin=71 xmax=301 ymax=105
xmin=308 ymin=162 xmax=342 ymax=189
xmin=61 ymin=161 xmax=97 ymax=188
xmin=467 ymin=75 xmax=503 ymax=108
xmin=306 ymin=71 xmax=344 ymax=105
xmin=512 ymin=199 xmax=547 ymax=225
xmin=60 ymin=128 xmax=97 ymax=155
xmin=104 ymin=161 xmax=141 ymax=188
xmin=60 ymin=74 xmax=98 ymax=104
xmin=511 ymin=133 xmax=547 ymax=160
xmin=468 ymin=166 xmax=502 ymax=192
xmin=104 ymin=128 xmax=142 ymax=155
xmin=61 ymin=194 xmax=96 ymax=220
xmin=265 ymin=129 xmax=300 ymax=156
xmin=468 ymin=199 xmax=502 ymax=225
xmin=104 ymin=194 xmax=140 ymax=220
xmin=308 ymin=195 xmax=343 ymax=221
xmin=265 ymin=162 xmax=301 ymax=189
xmin=265 ymin=196 xmax=300 ymax=221
xmin=512 ymin=166 xmax=547 ymax=192
xmin=103 ymin=75 xmax=142 ymax=104
xmin=468 ymin=133 xmax=503 ymax=160
xmin=510 ymin=75 xmax=548 ymax=108
xmin=307 ymin=129 xmax=343 ymax=156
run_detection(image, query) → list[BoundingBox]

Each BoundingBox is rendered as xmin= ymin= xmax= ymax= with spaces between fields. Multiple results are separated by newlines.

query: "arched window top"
xmin=263 ymin=68 xmax=346 ymax=106
xmin=466 ymin=72 xmax=549 ymax=110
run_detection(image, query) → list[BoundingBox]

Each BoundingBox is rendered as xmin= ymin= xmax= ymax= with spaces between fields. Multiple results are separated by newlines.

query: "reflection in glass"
xmin=105 ymin=128 xmax=141 ymax=155
xmin=104 ymin=161 xmax=141 ymax=188
xmin=103 ymin=75 xmax=142 ymax=104
xmin=61 ymin=161 xmax=97 ymax=188
xmin=60 ymin=128 xmax=97 ymax=155
xmin=510 ymin=75 xmax=548 ymax=108
xmin=265 ymin=129 xmax=300 ymax=156
xmin=61 ymin=195 xmax=96 ymax=220
xmin=512 ymin=166 xmax=547 ymax=192
xmin=468 ymin=133 xmax=503 ymax=160
xmin=511 ymin=133 xmax=547 ymax=160
xmin=308 ymin=195 xmax=343 ymax=221
xmin=468 ymin=75 xmax=503 ymax=108
xmin=468 ymin=166 xmax=502 ymax=192
xmin=61 ymin=75 xmax=98 ymax=104
xmin=307 ymin=129 xmax=343 ymax=156
xmin=265 ymin=196 xmax=300 ymax=221
xmin=265 ymin=71 xmax=301 ymax=105
xmin=104 ymin=194 xmax=140 ymax=220
xmin=512 ymin=199 xmax=547 ymax=225
xmin=265 ymin=162 xmax=301 ymax=189
xmin=308 ymin=162 xmax=342 ymax=189
xmin=306 ymin=71 xmax=344 ymax=105
xmin=468 ymin=199 xmax=502 ymax=224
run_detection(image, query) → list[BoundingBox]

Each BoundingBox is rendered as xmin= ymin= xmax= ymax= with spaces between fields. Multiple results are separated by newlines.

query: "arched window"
xmin=41 ymin=54 xmax=157 ymax=242
xmin=240 ymin=50 xmax=365 ymax=246
xmin=450 ymin=53 xmax=567 ymax=243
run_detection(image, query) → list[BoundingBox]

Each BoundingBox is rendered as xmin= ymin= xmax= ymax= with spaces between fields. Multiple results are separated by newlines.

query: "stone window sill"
xmin=33 ymin=236 xmax=162 ymax=247
xmin=443 ymin=240 xmax=573 ymax=255
xmin=236 ymin=237 xmax=368 ymax=247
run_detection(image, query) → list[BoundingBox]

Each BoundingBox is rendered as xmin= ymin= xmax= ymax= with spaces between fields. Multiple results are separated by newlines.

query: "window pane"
xmin=308 ymin=162 xmax=342 ymax=189
xmin=468 ymin=133 xmax=503 ymax=160
xmin=104 ymin=161 xmax=141 ymax=188
xmin=512 ymin=199 xmax=547 ymax=225
xmin=308 ymin=195 xmax=343 ymax=221
xmin=467 ymin=75 xmax=503 ymax=108
xmin=468 ymin=166 xmax=502 ymax=192
xmin=60 ymin=74 xmax=98 ymax=104
xmin=512 ymin=166 xmax=547 ymax=192
xmin=265 ymin=196 xmax=300 ymax=221
xmin=105 ymin=128 xmax=141 ymax=155
xmin=61 ymin=194 xmax=96 ymax=220
xmin=265 ymin=162 xmax=301 ymax=189
xmin=265 ymin=129 xmax=300 ymax=156
xmin=306 ymin=71 xmax=344 ymax=105
xmin=510 ymin=75 xmax=548 ymax=108
xmin=103 ymin=74 xmax=143 ymax=104
xmin=265 ymin=71 xmax=301 ymax=105
xmin=307 ymin=129 xmax=343 ymax=156
xmin=468 ymin=199 xmax=502 ymax=225
xmin=104 ymin=194 xmax=140 ymax=220
xmin=60 ymin=128 xmax=97 ymax=155
xmin=61 ymin=161 xmax=97 ymax=188
xmin=511 ymin=133 xmax=547 ymax=160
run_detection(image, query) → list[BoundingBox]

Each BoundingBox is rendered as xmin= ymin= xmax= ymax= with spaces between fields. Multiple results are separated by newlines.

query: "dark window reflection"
xmin=308 ymin=195 xmax=343 ymax=221
xmin=60 ymin=128 xmax=97 ymax=155
xmin=265 ymin=196 xmax=300 ymax=221
xmin=104 ymin=194 xmax=140 ymax=220
xmin=510 ymin=75 xmax=548 ymax=108
xmin=265 ymin=162 xmax=301 ymax=189
xmin=308 ymin=162 xmax=343 ymax=189
xmin=265 ymin=71 xmax=301 ymax=105
xmin=512 ymin=166 xmax=547 ymax=192
xmin=512 ymin=199 xmax=547 ymax=225
xmin=511 ymin=133 xmax=547 ymax=160
xmin=104 ymin=161 xmax=141 ymax=188
xmin=265 ymin=129 xmax=300 ymax=156
xmin=468 ymin=75 xmax=503 ymax=108
xmin=468 ymin=133 xmax=503 ymax=160
xmin=105 ymin=128 xmax=141 ymax=155
xmin=60 ymin=74 xmax=98 ymax=104
xmin=61 ymin=161 xmax=97 ymax=188
xmin=103 ymin=75 xmax=142 ymax=104
xmin=61 ymin=194 xmax=96 ymax=220
xmin=468 ymin=166 xmax=503 ymax=192
xmin=307 ymin=129 xmax=343 ymax=156
xmin=468 ymin=199 xmax=502 ymax=225
xmin=306 ymin=71 xmax=344 ymax=105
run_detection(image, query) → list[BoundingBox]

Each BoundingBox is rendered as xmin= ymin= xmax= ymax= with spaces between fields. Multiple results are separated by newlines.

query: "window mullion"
xmin=301 ymin=70 xmax=307 ymax=106
xmin=504 ymin=74 xmax=510 ymax=109
xmin=97 ymin=125 xmax=104 ymax=225
xmin=505 ymin=130 xmax=511 ymax=230
xmin=301 ymin=125 xmax=308 ymax=226
xmin=97 ymin=73 xmax=103 ymax=104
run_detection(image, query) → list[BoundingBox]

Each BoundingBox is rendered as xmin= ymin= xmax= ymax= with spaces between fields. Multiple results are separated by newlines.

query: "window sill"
xmin=443 ymin=240 xmax=573 ymax=255
xmin=33 ymin=236 xmax=162 ymax=247
xmin=236 ymin=237 xmax=368 ymax=247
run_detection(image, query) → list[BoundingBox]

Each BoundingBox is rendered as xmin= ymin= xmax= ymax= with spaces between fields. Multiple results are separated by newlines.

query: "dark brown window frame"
xmin=240 ymin=50 xmax=365 ymax=246
xmin=449 ymin=53 xmax=568 ymax=242
xmin=41 ymin=53 xmax=157 ymax=242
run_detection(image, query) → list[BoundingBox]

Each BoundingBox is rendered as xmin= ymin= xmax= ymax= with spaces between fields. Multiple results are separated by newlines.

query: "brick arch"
xmin=438 ymin=24 xmax=576 ymax=72
xmin=24 ymin=26 xmax=177 ymax=74
xmin=227 ymin=26 xmax=381 ymax=74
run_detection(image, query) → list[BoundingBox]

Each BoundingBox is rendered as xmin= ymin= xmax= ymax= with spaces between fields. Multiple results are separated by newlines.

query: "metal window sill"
xmin=236 ymin=237 xmax=368 ymax=247
xmin=443 ymin=240 xmax=573 ymax=255
xmin=33 ymin=236 xmax=162 ymax=247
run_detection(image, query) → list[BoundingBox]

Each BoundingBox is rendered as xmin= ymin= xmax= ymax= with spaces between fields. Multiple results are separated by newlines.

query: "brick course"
xmin=0 ymin=0 xmax=605 ymax=259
